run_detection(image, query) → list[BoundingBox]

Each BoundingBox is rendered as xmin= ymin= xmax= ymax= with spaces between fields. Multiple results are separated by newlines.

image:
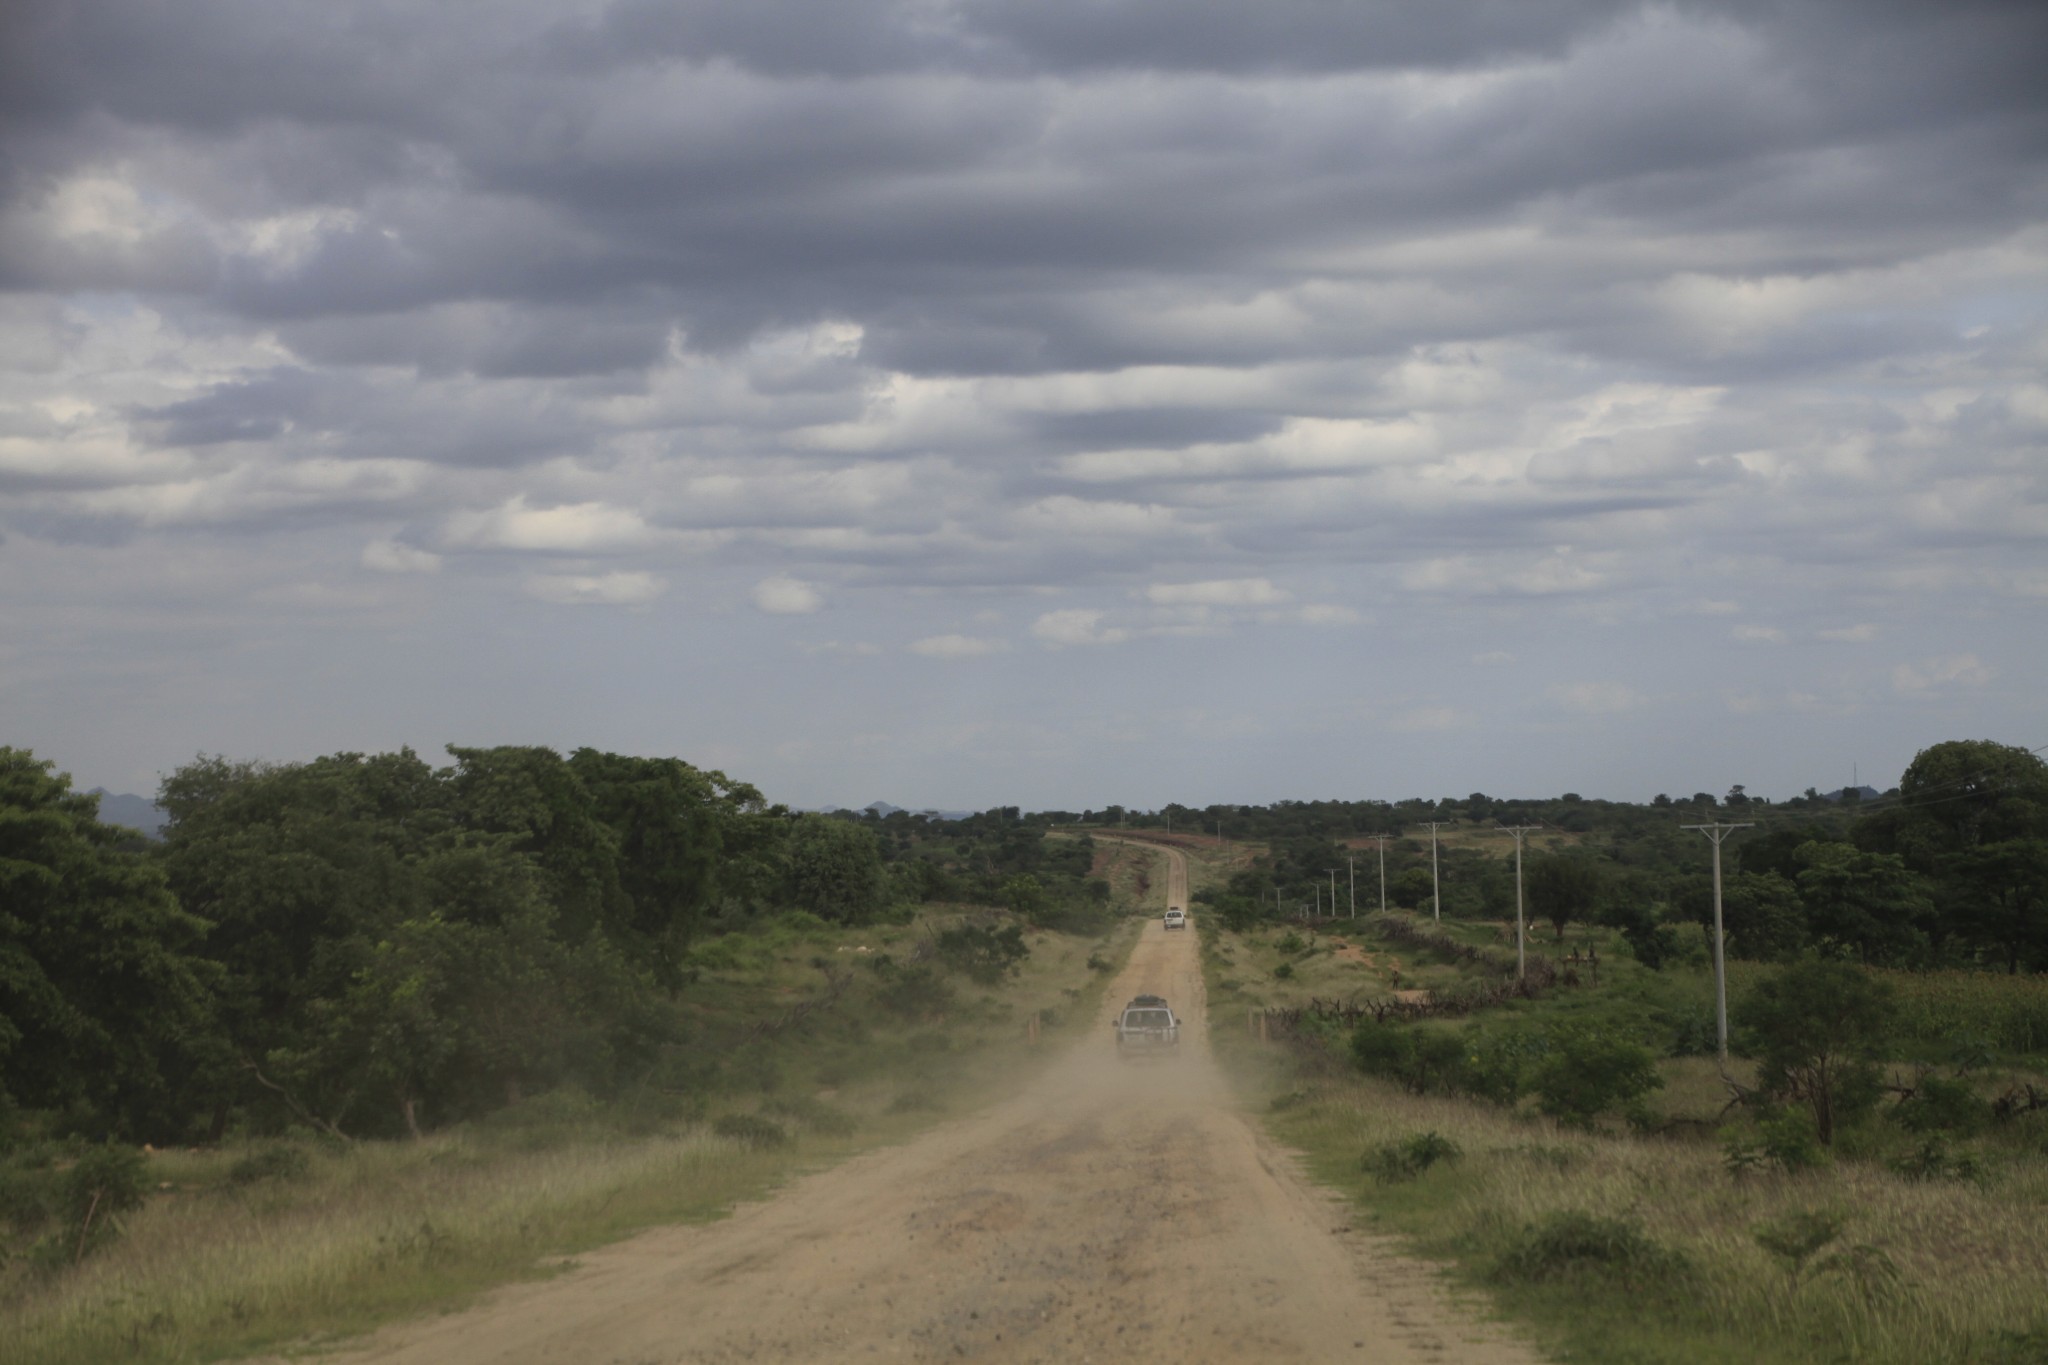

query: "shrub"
xmin=877 ymin=965 xmax=955 ymax=1018
xmin=1889 ymin=1137 xmax=1983 ymax=1183
xmin=1493 ymin=1211 xmax=1687 ymax=1287
xmin=1530 ymin=1029 xmax=1662 ymax=1129
xmin=1361 ymin=1131 xmax=1461 ymax=1184
xmin=43 ymin=1144 xmax=150 ymax=1264
xmin=1893 ymin=1074 xmax=1990 ymax=1136
xmin=710 ymin=1114 xmax=790 ymax=1148
xmin=1272 ymin=962 xmax=1294 ymax=980
xmin=934 ymin=923 xmax=1029 ymax=984
xmin=1350 ymin=1024 xmax=1465 ymax=1095
xmin=1462 ymin=1027 xmax=1541 ymax=1106
xmin=1725 ymin=1108 xmax=1830 ymax=1176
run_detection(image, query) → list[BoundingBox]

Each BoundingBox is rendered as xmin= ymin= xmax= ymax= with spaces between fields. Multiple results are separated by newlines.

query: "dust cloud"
xmin=290 ymin=846 xmax=1537 ymax=1363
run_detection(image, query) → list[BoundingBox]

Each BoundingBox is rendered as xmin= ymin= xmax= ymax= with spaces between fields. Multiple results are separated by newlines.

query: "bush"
xmin=1530 ymin=1029 xmax=1662 ymax=1129
xmin=1889 ymin=1136 xmax=1983 ymax=1183
xmin=1350 ymin=1024 xmax=1466 ymax=1095
xmin=710 ymin=1113 xmax=790 ymax=1148
xmin=39 ymin=1144 xmax=151 ymax=1264
xmin=1272 ymin=962 xmax=1294 ymax=980
xmin=1493 ymin=1211 xmax=1688 ymax=1287
xmin=877 ymin=965 xmax=955 ymax=1018
xmin=934 ymin=923 xmax=1029 ymax=984
xmin=1725 ymin=1108 xmax=1829 ymax=1176
xmin=1462 ymin=1027 xmax=1541 ymax=1106
xmin=1361 ymin=1131 xmax=1461 ymax=1184
xmin=1893 ymin=1075 xmax=1990 ymax=1136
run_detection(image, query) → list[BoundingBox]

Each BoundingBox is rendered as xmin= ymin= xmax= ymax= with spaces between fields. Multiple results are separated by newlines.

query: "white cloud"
xmin=361 ymin=539 xmax=440 ymax=573
xmin=1732 ymin=624 xmax=1785 ymax=642
xmin=445 ymin=497 xmax=655 ymax=553
xmin=908 ymin=633 xmax=1007 ymax=658
xmin=796 ymin=640 xmax=880 ymax=656
xmin=1402 ymin=552 xmax=1603 ymax=596
xmin=1548 ymin=681 xmax=1644 ymax=715
xmin=1472 ymin=651 xmax=1515 ymax=665
xmin=752 ymin=575 xmax=823 ymax=614
xmin=1291 ymin=603 xmax=1360 ymax=626
xmin=1145 ymin=578 xmax=1289 ymax=607
xmin=1892 ymin=654 xmax=1991 ymax=694
xmin=1032 ymin=608 xmax=1130 ymax=648
xmin=523 ymin=570 xmax=666 ymax=606
xmin=1692 ymin=600 xmax=1740 ymax=615
xmin=1819 ymin=624 xmax=1878 ymax=642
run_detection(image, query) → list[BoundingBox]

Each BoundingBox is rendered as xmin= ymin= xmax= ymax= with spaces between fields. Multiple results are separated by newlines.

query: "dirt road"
xmin=308 ymin=845 xmax=1538 ymax=1364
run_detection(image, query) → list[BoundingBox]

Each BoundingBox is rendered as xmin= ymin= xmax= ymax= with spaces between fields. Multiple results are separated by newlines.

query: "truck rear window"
xmin=1123 ymin=1010 xmax=1172 ymax=1028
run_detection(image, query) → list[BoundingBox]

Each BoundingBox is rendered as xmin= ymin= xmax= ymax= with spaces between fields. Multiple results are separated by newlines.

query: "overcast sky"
xmin=3 ymin=0 xmax=2044 ymax=812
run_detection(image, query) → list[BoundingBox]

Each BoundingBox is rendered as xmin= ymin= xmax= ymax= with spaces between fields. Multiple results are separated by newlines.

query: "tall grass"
xmin=1260 ymin=1077 xmax=2048 ymax=1364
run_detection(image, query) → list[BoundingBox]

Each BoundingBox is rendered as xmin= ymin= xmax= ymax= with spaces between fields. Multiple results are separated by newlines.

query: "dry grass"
xmin=1263 ymin=1076 xmax=2048 ymax=1363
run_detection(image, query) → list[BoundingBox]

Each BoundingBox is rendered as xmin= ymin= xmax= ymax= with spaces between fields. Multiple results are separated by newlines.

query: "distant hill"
xmin=89 ymin=789 xmax=168 ymax=839
xmin=1820 ymin=786 xmax=1885 ymax=803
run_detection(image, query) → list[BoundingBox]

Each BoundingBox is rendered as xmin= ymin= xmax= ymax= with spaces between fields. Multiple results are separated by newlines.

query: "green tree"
xmin=1736 ymin=958 xmax=1894 ymax=1144
xmin=1524 ymin=851 xmax=1604 ymax=940
xmin=1792 ymin=841 xmax=1934 ymax=966
xmin=0 ymin=748 xmax=222 ymax=1139
xmin=784 ymin=815 xmax=891 ymax=923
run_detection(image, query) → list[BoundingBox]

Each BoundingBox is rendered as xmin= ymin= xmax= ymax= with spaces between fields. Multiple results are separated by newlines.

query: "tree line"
xmin=1190 ymin=739 xmax=2048 ymax=975
xmin=0 ymin=745 xmax=1109 ymax=1146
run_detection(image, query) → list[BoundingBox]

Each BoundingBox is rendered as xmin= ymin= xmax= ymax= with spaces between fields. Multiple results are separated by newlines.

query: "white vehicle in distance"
xmin=1115 ymin=995 xmax=1180 ymax=1058
xmin=1163 ymin=906 xmax=1188 ymax=930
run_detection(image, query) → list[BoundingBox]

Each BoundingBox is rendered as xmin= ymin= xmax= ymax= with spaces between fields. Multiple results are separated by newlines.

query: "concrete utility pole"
xmin=1497 ymin=824 xmax=1543 ymax=979
xmin=1421 ymin=822 xmax=1449 ymax=922
xmin=1348 ymin=857 xmax=1356 ymax=918
xmin=1371 ymin=834 xmax=1390 ymax=913
xmin=1328 ymin=869 xmax=1339 ymax=921
xmin=1682 ymin=821 xmax=1754 ymax=1063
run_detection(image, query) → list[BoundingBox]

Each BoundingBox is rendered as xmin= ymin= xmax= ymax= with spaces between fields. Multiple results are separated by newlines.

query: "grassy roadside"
xmin=3 ymin=910 xmax=1143 ymax=1365
xmin=1189 ymin=853 xmax=2048 ymax=1365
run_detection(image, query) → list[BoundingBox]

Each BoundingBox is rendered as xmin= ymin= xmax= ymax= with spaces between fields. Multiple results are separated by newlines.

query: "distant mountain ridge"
xmin=89 ymin=789 xmax=167 ymax=839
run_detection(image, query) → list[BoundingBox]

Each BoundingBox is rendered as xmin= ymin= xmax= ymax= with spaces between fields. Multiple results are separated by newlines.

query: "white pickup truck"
xmin=1115 ymin=995 xmax=1180 ymax=1058
xmin=1163 ymin=907 xmax=1187 ymax=930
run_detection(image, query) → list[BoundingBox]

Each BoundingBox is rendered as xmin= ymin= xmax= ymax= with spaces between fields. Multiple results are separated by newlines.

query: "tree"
xmin=783 ymin=815 xmax=891 ymax=923
xmin=568 ymin=750 xmax=738 ymax=991
xmin=1792 ymin=841 xmax=1934 ymax=966
xmin=1524 ymin=851 xmax=1604 ymax=939
xmin=1735 ymin=958 xmax=1894 ymax=1144
xmin=0 ymin=748 xmax=222 ymax=1138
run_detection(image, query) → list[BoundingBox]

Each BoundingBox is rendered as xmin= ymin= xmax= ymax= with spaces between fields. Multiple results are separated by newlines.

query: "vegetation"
xmin=1195 ymin=762 xmax=2048 ymax=1365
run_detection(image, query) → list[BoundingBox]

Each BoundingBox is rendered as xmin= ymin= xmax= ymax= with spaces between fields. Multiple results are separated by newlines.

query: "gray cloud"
xmin=2 ymin=0 xmax=2043 ymax=808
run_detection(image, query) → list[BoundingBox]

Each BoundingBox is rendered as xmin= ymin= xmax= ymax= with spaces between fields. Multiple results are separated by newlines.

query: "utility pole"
xmin=1371 ymin=834 xmax=1390 ymax=913
xmin=1497 ymin=824 xmax=1542 ymax=979
xmin=1421 ymin=822 xmax=1449 ymax=922
xmin=1348 ymin=857 xmax=1356 ymax=918
xmin=1682 ymin=821 xmax=1753 ymax=1063
xmin=1328 ymin=869 xmax=1338 ymax=921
